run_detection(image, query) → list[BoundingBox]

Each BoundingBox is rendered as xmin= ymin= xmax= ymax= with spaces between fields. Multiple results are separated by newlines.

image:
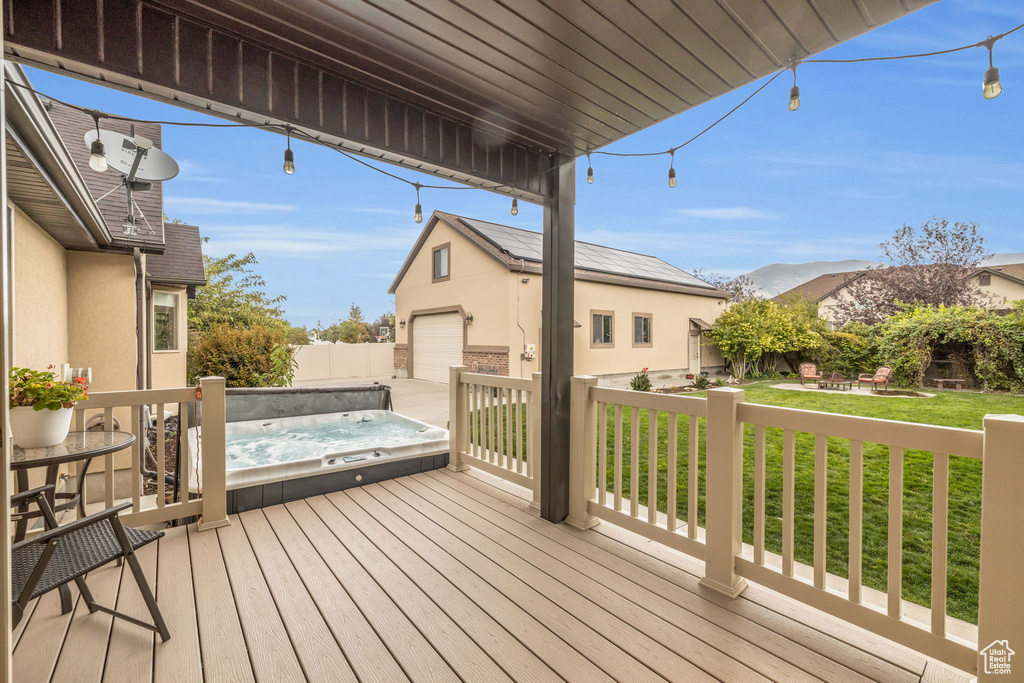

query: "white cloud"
xmin=676 ymin=207 xmax=780 ymax=220
xmin=200 ymin=224 xmax=420 ymax=259
xmin=164 ymin=197 xmax=297 ymax=214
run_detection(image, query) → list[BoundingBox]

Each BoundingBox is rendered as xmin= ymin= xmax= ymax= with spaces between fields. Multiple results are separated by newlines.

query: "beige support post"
xmin=977 ymin=414 xmax=1024 ymax=680
xmin=447 ymin=366 xmax=470 ymax=471
xmin=197 ymin=377 xmax=230 ymax=531
xmin=567 ymin=375 xmax=599 ymax=530
xmin=699 ymin=387 xmax=749 ymax=598
xmin=530 ymin=372 xmax=543 ymax=510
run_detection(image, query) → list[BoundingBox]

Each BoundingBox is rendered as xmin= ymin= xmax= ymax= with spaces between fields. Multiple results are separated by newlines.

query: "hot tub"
xmin=187 ymin=409 xmax=449 ymax=513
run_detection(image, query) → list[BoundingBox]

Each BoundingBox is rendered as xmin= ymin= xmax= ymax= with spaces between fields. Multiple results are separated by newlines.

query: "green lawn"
xmin=601 ymin=382 xmax=1024 ymax=624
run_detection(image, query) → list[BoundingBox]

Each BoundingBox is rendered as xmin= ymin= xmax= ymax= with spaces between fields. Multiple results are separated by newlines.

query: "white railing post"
xmin=197 ymin=377 xmax=230 ymax=530
xmin=567 ymin=375 xmax=599 ymax=529
xmin=977 ymin=414 xmax=1024 ymax=679
xmin=699 ymin=387 xmax=748 ymax=598
xmin=530 ymin=372 xmax=543 ymax=510
xmin=448 ymin=366 xmax=470 ymax=472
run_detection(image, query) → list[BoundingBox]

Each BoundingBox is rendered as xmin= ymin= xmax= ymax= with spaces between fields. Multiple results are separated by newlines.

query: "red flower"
xmin=641 ymin=367 xmax=649 ymax=373
xmin=74 ymin=377 xmax=87 ymax=385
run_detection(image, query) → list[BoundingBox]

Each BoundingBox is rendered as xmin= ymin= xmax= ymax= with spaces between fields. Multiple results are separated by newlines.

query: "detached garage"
xmin=411 ymin=311 xmax=464 ymax=383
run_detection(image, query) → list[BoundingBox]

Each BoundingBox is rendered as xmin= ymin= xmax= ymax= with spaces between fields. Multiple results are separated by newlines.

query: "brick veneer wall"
xmin=394 ymin=345 xmax=408 ymax=370
xmin=464 ymin=349 xmax=509 ymax=376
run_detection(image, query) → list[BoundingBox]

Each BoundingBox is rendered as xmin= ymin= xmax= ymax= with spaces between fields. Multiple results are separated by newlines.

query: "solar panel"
xmin=459 ymin=217 xmax=715 ymax=289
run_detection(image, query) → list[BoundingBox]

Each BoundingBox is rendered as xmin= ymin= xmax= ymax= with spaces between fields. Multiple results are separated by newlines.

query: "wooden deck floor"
xmin=14 ymin=468 xmax=955 ymax=682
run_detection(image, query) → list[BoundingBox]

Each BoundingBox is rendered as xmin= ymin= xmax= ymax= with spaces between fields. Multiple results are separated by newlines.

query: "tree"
xmin=314 ymin=303 xmax=371 ymax=343
xmin=188 ymin=324 xmax=296 ymax=387
xmin=283 ymin=323 xmax=310 ymax=345
xmin=188 ymin=248 xmax=287 ymax=333
xmin=369 ymin=312 xmax=395 ymax=341
xmin=832 ymin=217 xmax=992 ymax=325
xmin=705 ymin=299 xmax=825 ymax=379
xmin=691 ymin=268 xmax=764 ymax=302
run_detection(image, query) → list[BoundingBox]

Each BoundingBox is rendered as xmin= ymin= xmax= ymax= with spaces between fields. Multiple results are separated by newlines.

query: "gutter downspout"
xmin=135 ymin=249 xmax=174 ymax=487
xmin=145 ymin=280 xmax=153 ymax=390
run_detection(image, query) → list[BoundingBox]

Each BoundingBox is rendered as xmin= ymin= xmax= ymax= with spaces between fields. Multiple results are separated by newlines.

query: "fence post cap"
xmin=984 ymin=414 xmax=1024 ymax=429
xmin=571 ymin=374 xmax=599 ymax=383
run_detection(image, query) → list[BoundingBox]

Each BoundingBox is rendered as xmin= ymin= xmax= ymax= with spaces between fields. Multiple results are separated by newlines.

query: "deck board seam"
xmin=98 ymin=559 xmax=128 ymax=683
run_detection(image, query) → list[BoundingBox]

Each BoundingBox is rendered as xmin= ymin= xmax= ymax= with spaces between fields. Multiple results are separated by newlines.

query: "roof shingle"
xmin=146 ymin=223 xmax=206 ymax=286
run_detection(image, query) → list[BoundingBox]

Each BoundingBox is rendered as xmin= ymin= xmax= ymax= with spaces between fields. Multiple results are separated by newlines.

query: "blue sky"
xmin=24 ymin=0 xmax=1024 ymax=329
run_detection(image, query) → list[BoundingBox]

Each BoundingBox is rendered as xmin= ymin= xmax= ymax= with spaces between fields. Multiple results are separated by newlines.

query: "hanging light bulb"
xmin=667 ymin=150 xmax=677 ymax=188
xmin=88 ymin=113 xmax=107 ymax=172
xmin=983 ymin=37 xmax=1002 ymax=100
xmin=413 ymin=184 xmax=423 ymax=224
xmin=586 ymin=151 xmax=594 ymax=184
xmin=282 ymin=127 xmax=295 ymax=174
xmin=788 ymin=65 xmax=801 ymax=111
xmin=510 ymin=197 xmax=519 ymax=216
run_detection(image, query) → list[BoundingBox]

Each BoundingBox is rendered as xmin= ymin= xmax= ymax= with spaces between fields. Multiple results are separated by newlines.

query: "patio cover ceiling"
xmin=4 ymin=0 xmax=935 ymax=202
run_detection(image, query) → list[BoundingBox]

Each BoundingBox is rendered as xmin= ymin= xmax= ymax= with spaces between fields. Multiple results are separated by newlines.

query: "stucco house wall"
xmin=11 ymin=202 xmax=68 ymax=371
xmin=150 ymin=284 xmax=190 ymax=389
xmin=973 ymin=271 xmax=1024 ymax=308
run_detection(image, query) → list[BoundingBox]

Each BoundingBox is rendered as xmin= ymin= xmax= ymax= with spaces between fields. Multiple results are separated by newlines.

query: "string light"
xmin=413 ymin=183 xmax=423 ymax=224
xmin=88 ymin=111 xmax=107 ymax=173
xmin=282 ymin=127 xmax=295 ymax=174
xmin=788 ymin=64 xmax=801 ymax=111
xmin=982 ymin=36 xmax=1002 ymax=99
xmin=510 ymin=196 xmax=519 ymax=216
xmin=586 ymin=151 xmax=594 ymax=184
xmin=667 ymin=150 xmax=677 ymax=188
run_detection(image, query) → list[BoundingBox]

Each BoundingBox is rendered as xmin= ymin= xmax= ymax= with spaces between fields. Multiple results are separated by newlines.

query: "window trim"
xmin=590 ymin=309 xmax=614 ymax=348
xmin=632 ymin=312 xmax=653 ymax=348
xmin=431 ymin=242 xmax=451 ymax=283
xmin=152 ymin=289 xmax=180 ymax=353
xmin=978 ymin=273 xmax=992 ymax=287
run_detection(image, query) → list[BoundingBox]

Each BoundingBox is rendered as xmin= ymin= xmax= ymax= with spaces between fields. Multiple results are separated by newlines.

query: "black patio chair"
xmin=11 ymin=485 xmax=170 ymax=641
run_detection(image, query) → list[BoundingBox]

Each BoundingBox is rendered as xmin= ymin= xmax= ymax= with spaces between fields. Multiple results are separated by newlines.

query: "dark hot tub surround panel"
xmin=224 ymin=385 xmax=393 ymax=423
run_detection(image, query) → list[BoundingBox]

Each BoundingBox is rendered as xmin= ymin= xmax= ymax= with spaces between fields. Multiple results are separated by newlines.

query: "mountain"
xmin=742 ymin=260 xmax=882 ymax=298
xmin=743 ymin=253 xmax=1024 ymax=298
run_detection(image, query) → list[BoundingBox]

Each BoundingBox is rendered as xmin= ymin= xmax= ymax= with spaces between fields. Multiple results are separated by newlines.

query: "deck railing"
xmin=546 ymin=379 xmax=1022 ymax=677
xmin=71 ymin=376 xmax=229 ymax=530
xmin=449 ymin=366 xmax=540 ymax=507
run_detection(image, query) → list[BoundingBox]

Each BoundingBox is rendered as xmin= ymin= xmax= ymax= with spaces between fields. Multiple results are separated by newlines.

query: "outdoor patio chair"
xmin=858 ymin=366 xmax=892 ymax=391
xmin=10 ymin=485 xmax=170 ymax=641
xmin=798 ymin=363 xmax=821 ymax=386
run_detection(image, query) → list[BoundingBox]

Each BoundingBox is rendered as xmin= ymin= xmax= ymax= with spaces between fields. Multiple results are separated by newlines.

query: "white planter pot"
xmin=9 ymin=406 xmax=74 ymax=449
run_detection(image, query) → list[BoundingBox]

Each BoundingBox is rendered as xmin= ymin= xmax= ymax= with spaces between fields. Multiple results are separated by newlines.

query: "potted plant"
xmin=9 ymin=366 xmax=88 ymax=448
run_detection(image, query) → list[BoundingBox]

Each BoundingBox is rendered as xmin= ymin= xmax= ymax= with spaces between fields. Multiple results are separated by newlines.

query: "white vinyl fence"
xmin=293 ymin=342 xmax=394 ymax=383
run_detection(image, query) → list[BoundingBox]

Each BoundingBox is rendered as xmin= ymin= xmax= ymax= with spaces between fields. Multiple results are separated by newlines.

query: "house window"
xmin=633 ymin=314 xmax=652 ymax=347
xmin=979 ymin=273 xmax=991 ymax=286
xmin=432 ymin=244 xmax=450 ymax=282
xmin=591 ymin=311 xmax=614 ymax=347
xmin=153 ymin=291 xmax=178 ymax=351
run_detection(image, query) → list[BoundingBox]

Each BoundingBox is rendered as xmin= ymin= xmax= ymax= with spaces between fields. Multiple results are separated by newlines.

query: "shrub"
xmin=691 ymin=374 xmax=711 ymax=390
xmin=629 ymin=367 xmax=652 ymax=392
xmin=189 ymin=324 xmax=297 ymax=387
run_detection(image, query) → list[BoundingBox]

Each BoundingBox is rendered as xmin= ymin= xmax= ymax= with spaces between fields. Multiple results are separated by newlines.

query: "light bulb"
xmin=984 ymin=66 xmax=1002 ymax=99
xmin=414 ymin=203 xmax=423 ymax=224
xmin=788 ymin=85 xmax=801 ymax=111
xmin=668 ymin=167 xmax=677 ymax=188
xmin=510 ymin=197 xmax=519 ymax=216
xmin=283 ymin=147 xmax=295 ymax=174
xmin=587 ymin=166 xmax=594 ymax=184
xmin=89 ymin=139 xmax=107 ymax=172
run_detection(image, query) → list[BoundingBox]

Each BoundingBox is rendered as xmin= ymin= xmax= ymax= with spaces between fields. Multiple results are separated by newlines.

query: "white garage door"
xmin=412 ymin=312 xmax=463 ymax=383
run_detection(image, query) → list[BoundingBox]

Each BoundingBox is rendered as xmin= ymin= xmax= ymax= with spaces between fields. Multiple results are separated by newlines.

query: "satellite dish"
xmin=84 ymin=129 xmax=179 ymax=182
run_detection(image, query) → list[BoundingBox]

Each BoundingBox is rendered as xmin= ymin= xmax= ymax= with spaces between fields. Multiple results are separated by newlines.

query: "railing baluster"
xmin=667 ymin=413 xmax=677 ymax=532
xmin=648 ymin=409 xmax=657 ymax=525
xmin=888 ymin=446 xmax=904 ymax=619
xmin=525 ymin=388 xmax=534 ymax=479
xmin=754 ymin=424 xmax=766 ymax=565
xmin=104 ymin=406 xmax=115 ymax=509
xmin=614 ymin=405 xmax=623 ymax=512
xmin=505 ymin=388 xmax=513 ymax=471
xmin=181 ymin=400 xmax=191 ymax=505
xmin=630 ymin=406 xmax=640 ymax=518
xmin=931 ymin=452 xmax=948 ymax=636
xmin=486 ymin=385 xmax=494 ymax=463
xmin=849 ymin=439 xmax=863 ymax=603
xmin=814 ymin=434 xmax=827 ymax=589
xmin=131 ymin=405 xmax=142 ymax=513
xmin=156 ymin=403 xmax=166 ymax=508
xmin=514 ymin=389 xmax=522 ymax=474
xmin=598 ymin=403 xmax=608 ymax=506
xmin=688 ymin=415 xmax=698 ymax=539
xmin=783 ymin=428 xmax=795 ymax=577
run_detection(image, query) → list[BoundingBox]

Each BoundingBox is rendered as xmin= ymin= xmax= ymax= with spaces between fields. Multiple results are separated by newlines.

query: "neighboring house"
xmin=389 ymin=211 xmax=728 ymax=386
xmin=776 ymin=264 xmax=1024 ymax=325
xmin=6 ymin=64 xmax=205 ymax=492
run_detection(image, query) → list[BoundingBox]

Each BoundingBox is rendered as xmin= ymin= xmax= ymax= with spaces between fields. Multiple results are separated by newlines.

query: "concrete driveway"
xmin=294 ymin=375 xmax=450 ymax=427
